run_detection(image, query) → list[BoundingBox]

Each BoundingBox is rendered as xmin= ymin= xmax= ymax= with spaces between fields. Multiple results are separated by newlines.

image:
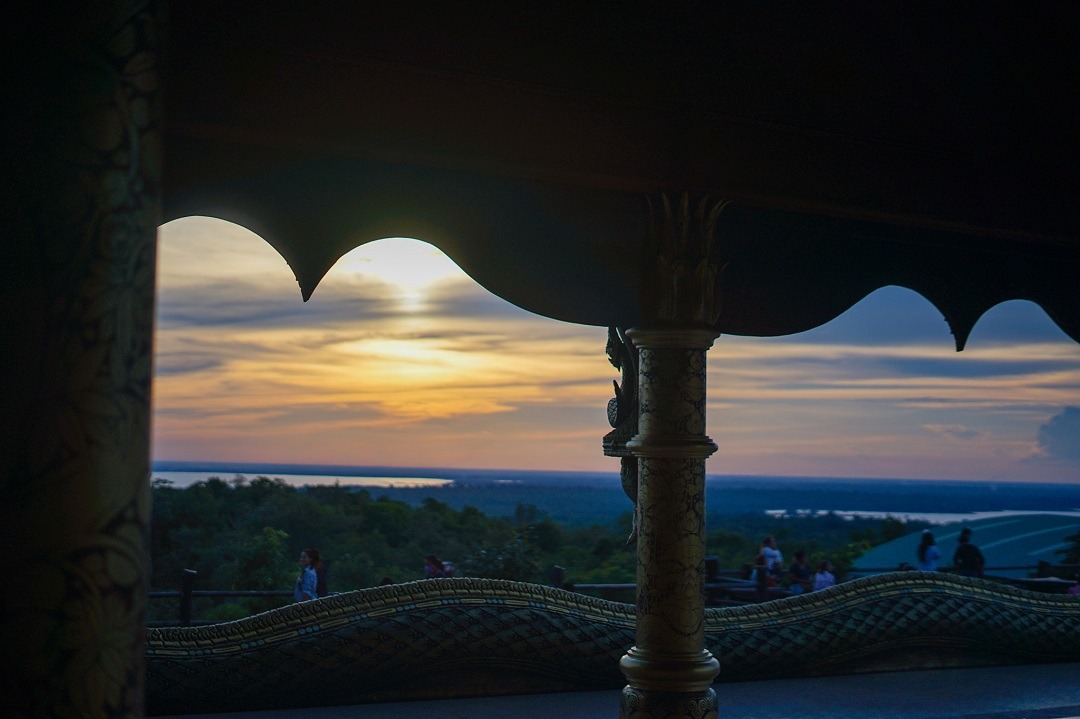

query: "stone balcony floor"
xmin=160 ymin=662 xmax=1080 ymax=718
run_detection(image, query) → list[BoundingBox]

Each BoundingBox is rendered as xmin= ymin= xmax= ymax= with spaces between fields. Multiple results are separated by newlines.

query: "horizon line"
xmin=150 ymin=460 xmax=1073 ymax=486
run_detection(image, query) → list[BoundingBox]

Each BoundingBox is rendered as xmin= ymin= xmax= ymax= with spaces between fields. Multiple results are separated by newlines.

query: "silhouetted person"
xmin=787 ymin=550 xmax=813 ymax=595
xmin=953 ymin=528 xmax=985 ymax=578
xmin=761 ymin=535 xmax=784 ymax=578
xmin=424 ymin=554 xmax=446 ymax=578
xmin=917 ymin=530 xmax=940 ymax=571
xmin=753 ymin=553 xmax=770 ymax=601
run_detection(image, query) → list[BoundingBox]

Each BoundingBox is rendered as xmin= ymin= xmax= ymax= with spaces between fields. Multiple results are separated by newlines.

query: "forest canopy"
xmin=149 ymin=475 xmax=926 ymax=623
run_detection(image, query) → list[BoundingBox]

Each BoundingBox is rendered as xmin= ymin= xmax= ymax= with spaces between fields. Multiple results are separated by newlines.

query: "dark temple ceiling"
xmin=161 ymin=4 xmax=1080 ymax=347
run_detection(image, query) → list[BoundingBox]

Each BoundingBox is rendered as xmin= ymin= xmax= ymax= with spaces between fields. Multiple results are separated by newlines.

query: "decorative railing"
xmin=149 ymin=563 xmax=1079 ymax=627
xmin=148 ymin=569 xmax=292 ymax=627
xmin=145 ymin=573 xmax=1080 ymax=716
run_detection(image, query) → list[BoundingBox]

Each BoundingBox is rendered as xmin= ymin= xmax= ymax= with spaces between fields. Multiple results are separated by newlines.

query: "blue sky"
xmin=152 ymin=217 xmax=1080 ymax=482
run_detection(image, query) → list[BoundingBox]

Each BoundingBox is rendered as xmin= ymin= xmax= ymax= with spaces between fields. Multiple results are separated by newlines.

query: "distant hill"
xmin=153 ymin=461 xmax=1080 ymax=527
xmin=369 ymin=481 xmax=1080 ymax=527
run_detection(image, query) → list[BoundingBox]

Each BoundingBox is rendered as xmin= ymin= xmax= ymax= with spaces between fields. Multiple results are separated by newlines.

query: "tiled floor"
xmin=159 ymin=662 xmax=1080 ymax=718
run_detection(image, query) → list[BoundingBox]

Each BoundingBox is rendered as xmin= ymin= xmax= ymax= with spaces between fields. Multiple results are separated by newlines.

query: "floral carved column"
xmin=1 ymin=3 xmax=161 ymax=717
xmin=618 ymin=194 xmax=727 ymax=719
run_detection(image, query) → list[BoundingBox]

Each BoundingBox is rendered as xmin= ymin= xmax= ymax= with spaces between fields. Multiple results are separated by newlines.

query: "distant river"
xmin=766 ymin=508 xmax=1080 ymax=525
xmin=151 ymin=471 xmax=452 ymax=489
xmin=149 ymin=464 xmax=1080 ymax=525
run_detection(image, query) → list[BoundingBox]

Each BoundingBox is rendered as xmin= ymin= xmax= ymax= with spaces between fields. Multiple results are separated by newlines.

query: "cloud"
xmin=154 ymin=352 xmax=224 ymax=376
xmin=153 ymin=217 xmax=1080 ymax=479
xmin=922 ymin=424 xmax=988 ymax=441
xmin=1034 ymin=407 xmax=1080 ymax=463
xmin=769 ymin=287 xmax=1073 ymax=348
xmin=771 ymin=286 xmax=953 ymax=346
xmin=424 ymin=282 xmax=551 ymax=320
xmin=156 ymin=271 xmax=572 ymax=332
xmin=968 ymin=300 xmax=1077 ymax=344
xmin=870 ymin=357 xmax=1075 ymax=379
xmin=724 ymin=341 xmax=1078 ymax=383
xmin=157 ymin=278 xmax=401 ymax=329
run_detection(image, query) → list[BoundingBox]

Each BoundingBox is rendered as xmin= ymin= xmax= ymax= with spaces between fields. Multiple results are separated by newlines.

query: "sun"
xmin=333 ymin=238 xmax=466 ymax=307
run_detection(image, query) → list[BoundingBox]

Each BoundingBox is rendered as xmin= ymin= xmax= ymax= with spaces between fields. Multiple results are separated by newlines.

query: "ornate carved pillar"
xmin=1 ymin=3 xmax=161 ymax=717
xmin=618 ymin=194 xmax=726 ymax=719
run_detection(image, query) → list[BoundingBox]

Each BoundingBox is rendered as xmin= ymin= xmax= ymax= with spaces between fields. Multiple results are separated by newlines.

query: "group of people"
xmin=292 ymin=527 xmax=1070 ymax=604
xmin=749 ymin=525 xmax=994 ymax=597
xmin=915 ymin=527 xmax=986 ymax=576
xmin=294 ymin=550 xmax=456 ymax=603
xmin=423 ymin=554 xmax=456 ymax=578
xmin=751 ymin=535 xmax=837 ymax=595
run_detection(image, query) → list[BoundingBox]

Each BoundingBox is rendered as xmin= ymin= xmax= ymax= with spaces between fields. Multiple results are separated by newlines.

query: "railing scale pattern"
xmin=145 ymin=574 xmax=1080 ymax=715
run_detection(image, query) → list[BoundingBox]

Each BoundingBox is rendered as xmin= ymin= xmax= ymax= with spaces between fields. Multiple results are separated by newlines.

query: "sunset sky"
xmin=152 ymin=216 xmax=1080 ymax=482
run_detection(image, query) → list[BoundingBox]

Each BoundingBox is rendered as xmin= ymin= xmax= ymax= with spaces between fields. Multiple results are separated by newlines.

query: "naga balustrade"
xmin=145 ymin=574 xmax=1080 ymax=716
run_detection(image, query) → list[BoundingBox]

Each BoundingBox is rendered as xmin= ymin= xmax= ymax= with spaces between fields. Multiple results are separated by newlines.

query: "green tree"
xmin=148 ymin=477 xmax=937 ymax=622
xmin=220 ymin=527 xmax=293 ymax=592
xmin=461 ymin=532 xmax=542 ymax=582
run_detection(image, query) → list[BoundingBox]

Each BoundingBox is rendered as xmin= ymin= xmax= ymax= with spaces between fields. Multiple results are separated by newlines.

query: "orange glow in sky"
xmin=153 ymin=217 xmax=1080 ymax=481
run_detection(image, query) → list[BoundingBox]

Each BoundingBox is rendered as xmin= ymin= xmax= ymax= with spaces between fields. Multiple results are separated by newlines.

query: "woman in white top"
xmin=761 ymin=535 xmax=784 ymax=577
xmin=294 ymin=549 xmax=318 ymax=602
xmin=916 ymin=530 xmax=941 ymax=571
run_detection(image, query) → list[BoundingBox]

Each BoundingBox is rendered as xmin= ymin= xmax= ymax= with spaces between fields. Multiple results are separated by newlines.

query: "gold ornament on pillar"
xmin=603 ymin=327 xmax=640 ymax=540
xmin=645 ymin=193 xmax=730 ymax=329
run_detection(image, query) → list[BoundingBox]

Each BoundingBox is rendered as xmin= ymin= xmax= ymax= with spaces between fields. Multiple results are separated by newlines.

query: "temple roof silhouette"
xmin=161 ymin=4 xmax=1080 ymax=348
xmin=6 ymin=5 xmax=1080 ymax=718
xmin=854 ymin=513 xmax=1080 ymax=579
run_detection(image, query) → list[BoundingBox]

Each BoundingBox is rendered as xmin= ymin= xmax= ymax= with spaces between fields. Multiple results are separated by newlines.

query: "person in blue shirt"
xmin=307 ymin=547 xmax=328 ymax=597
xmin=294 ymin=549 xmax=319 ymax=602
